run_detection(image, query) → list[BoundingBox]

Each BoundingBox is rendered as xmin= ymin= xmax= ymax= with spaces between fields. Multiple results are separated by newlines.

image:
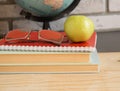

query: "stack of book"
xmin=0 ymin=30 xmax=100 ymax=73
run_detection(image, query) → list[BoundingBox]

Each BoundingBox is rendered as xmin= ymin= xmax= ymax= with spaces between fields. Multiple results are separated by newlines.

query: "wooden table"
xmin=0 ymin=52 xmax=120 ymax=91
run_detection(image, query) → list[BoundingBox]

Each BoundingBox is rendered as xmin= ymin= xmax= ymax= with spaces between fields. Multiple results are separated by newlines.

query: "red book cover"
xmin=0 ymin=29 xmax=97 ymax=52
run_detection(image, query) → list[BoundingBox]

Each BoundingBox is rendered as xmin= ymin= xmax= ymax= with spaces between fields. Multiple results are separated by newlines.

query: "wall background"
xmin=0 ymin=0 xmax=120 ymax=52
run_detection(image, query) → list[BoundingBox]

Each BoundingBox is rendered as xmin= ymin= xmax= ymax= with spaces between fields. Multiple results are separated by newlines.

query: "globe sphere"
xmin=15 ymin=0 xmax=74 ymax=17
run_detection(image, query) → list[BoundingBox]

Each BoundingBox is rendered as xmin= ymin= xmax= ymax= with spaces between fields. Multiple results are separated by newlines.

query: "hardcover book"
xmin=0 ymin=50 xmax=100 ymax=73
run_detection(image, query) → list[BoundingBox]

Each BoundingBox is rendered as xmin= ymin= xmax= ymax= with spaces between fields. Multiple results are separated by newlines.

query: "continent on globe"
xmin=44 ymin=0 xmax=63 ymax=10
xmin=15 ymin=0 xmax=74 ymax=17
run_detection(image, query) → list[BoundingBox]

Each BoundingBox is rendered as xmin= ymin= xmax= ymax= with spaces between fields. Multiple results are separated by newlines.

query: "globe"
xmin=16 ymin=0 xmax=74 ymax=17
xmin=15 ymin=0 xmax=80 ymax=29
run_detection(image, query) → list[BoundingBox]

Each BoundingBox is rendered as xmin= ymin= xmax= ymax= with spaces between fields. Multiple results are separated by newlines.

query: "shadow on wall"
xmin=97 ymin=31 xmax=120 ymax=52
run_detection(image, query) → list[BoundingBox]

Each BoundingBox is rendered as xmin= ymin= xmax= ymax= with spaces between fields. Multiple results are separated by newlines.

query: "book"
xmin=0 ymin=52 xmax=91 ymax=65
xmin=0 ymin=50 xmax=100 ymax=73
xmin=0 ymin=29 xmax=97 ymax=52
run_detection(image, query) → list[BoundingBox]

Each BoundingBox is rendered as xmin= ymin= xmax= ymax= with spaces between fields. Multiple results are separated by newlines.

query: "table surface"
xmin=0 ymin=52 xmax=120 ymax=91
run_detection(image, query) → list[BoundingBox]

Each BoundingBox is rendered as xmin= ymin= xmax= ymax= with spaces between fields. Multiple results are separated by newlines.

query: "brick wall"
xmin=0 ymin=0 xmax=120 ymax=36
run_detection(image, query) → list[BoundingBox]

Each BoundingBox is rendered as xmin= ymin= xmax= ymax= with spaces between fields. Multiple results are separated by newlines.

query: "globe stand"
xmin=20 ymin=0 xmax=81 ymax=30
xmin=43 ymin=21 xmax=51 ymax=30
xmin=20 ymin=10 xmax=51 ymax=29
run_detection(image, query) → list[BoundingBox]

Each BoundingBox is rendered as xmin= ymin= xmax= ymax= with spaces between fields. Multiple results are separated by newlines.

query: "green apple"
xmin=64 ymin=15 xmax=94 ymax=42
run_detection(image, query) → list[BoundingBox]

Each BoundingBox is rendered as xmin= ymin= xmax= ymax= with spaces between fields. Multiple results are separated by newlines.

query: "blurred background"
xmin=0 ymin=0 xmax=120 ymax=52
